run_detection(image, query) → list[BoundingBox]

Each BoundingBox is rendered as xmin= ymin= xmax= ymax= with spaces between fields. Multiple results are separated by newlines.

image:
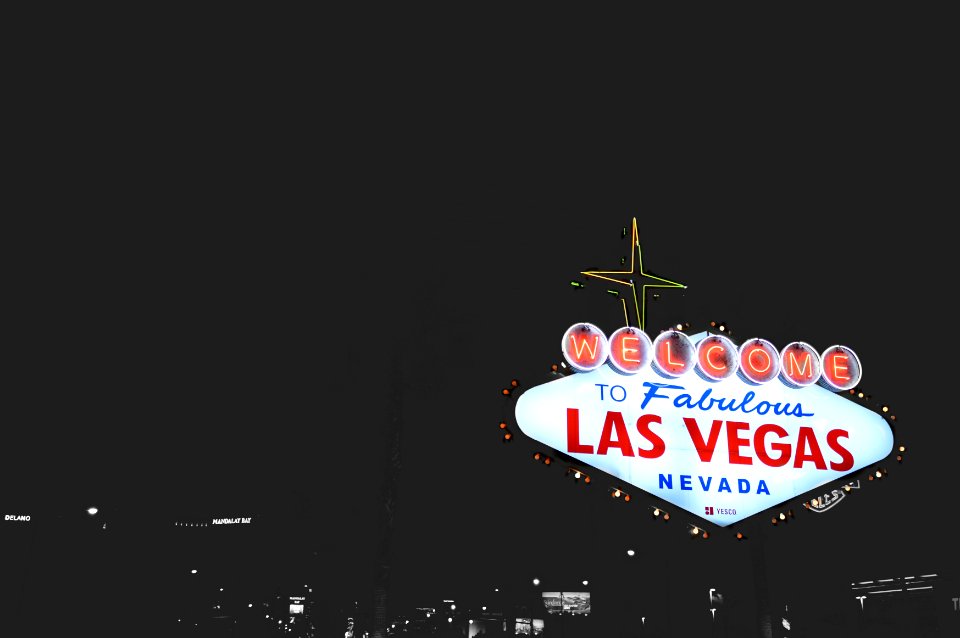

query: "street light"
xmin=86 ymin=507 xmax=98 ymax=516
xmin=709 ymin=588 xmax=716 ymax=607
xmin=532 ymin=578 xmax=540 ymax=586
xmin=855 ymin=595 xmax=866 ymax=610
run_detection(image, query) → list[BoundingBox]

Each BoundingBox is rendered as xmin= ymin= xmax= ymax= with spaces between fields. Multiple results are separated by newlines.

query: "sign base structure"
xmin=515 ymin=332 xmax=893 ymax=527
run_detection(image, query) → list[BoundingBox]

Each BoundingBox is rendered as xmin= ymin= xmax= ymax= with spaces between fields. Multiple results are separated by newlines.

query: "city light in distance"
xmin=190 ymin=569 xmax=197 ymax=574
xmin=86 ymin=507 xmax=98 ymax=516
xmin=582 ymin=580 xmax=589 ymax=586
xmin=532 ymin=578 xmax=540 ymax=586
xmin=627 ymin=549 xmax=635 ymax=557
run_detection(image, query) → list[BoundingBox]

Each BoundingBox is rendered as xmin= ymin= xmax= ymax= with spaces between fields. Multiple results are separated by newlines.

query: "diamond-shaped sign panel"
xmin=515 ymin=332 xmax=893 ymax=527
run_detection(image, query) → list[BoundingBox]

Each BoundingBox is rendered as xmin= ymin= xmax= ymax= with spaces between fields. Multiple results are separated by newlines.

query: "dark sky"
xmin=4 ymin=57 xmax=956 ymax=635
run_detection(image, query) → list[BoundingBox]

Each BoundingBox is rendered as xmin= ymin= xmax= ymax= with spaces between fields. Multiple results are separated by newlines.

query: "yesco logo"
xmin=4 ymin=515 xmax=30 ymax=522
xmin=516 ymin=327 xmax=892 ymax=527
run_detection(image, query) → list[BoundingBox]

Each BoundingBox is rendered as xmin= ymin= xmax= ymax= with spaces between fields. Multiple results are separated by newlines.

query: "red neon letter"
xmin=819 ymin=345 xmax=861 ymax=391
xmin=726 ymin=421 xmax=753 ymax=465
xmin=664 ymin=341 xmax=684 ymax=369
xmin=635 ymin=414 xmax=665 ymax=459
xmin=793 ymin=427 xmax=827 ymax=469
xmin=705 ymin=345 xmax=726 ymax=371
xmin=747 ymin=347 xmax=771 ymax=373
xmin=785 ymin=350 xmax=813 ymax=379
xmin=831 ymin=354 xmax=850 ymax=380
xmin=597 ymin=411 xmax=635 ymax=457
xmin=827 ymin=429 xmax=854 ymax=471
xmin=569 ymin=334 xmax=599 ymax=360
xmin=754 ymin=424 xmax=791 ymax=467
xmin=566 ymin=408 xmax=594 ymax=454
xmin=620 ymin=336 xmax=641 ymax=363
xmin=608 ymin=327 xmax=651 ymax=375
xmin=682 ymin=417 xmax=723 ymax=463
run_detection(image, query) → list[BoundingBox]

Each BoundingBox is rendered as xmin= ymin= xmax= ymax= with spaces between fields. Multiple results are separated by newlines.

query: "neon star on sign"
xmin=580 ymin=217 xmax=686 ymax=330
xmin=516 ymin=326 xmax=890 ymax=527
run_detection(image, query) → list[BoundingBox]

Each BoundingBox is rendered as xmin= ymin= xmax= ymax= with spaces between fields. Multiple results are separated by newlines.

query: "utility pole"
xmin=748 ymin=518 xmax=773 ymax=638
xmin=371 ymin=352 xmax=403 ymax=638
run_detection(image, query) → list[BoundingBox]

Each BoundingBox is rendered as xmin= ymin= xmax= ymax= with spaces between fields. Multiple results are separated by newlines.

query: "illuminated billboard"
xmin=542 ymin=592 xmax=561 ymax=613
xmin=514 ymin=618 xmax=544 ymax=635
xmin=561 ymin=592 xmax=590 ymax=614
xmin=516 ymin=328 xmax=892 ymax=527
xmin=541 ymin=592 xmax=590 ymax=615
xmin=290 ymin=595 xmax=305 ymax=615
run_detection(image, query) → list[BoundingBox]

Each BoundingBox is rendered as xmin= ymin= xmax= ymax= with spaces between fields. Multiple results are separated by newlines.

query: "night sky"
xmin=4 ymin=84 xmax=955 ymax=636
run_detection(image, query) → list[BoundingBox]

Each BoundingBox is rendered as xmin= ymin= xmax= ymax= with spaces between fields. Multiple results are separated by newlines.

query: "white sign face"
xmin=516 ymin=332 xmax=893 ymax=527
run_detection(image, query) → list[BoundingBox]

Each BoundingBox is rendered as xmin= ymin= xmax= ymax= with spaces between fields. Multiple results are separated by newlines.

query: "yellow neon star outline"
xmin=581 ymin=217 xmax=686 ymax=330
